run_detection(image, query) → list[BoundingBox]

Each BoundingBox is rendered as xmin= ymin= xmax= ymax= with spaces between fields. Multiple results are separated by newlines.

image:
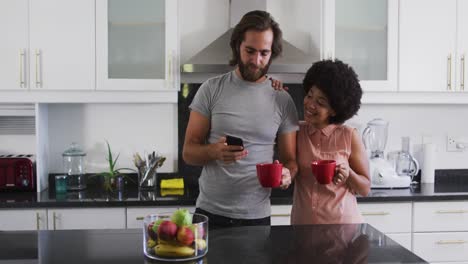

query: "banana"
xmin=195 ymin=239 xmax=207 ymax=251
xmin=154 ymin=244 xmax=195 ymax=257
xmin=147 ymin=239 xmax=157 ymax=248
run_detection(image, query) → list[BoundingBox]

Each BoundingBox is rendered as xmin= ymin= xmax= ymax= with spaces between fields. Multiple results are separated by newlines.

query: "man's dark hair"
xmin=302 ymin=59 xmax=362 ymax=124
xmin=229 ymin=10 xmax=283 ymax=66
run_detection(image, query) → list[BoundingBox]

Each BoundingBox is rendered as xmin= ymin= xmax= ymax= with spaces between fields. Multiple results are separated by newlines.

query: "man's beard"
xmin=238 ymin=60 xmax=271 ymax=82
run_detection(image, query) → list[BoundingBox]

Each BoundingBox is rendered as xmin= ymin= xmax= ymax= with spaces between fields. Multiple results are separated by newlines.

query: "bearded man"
xmin=183 ymin=10 xmax=299 ymax=230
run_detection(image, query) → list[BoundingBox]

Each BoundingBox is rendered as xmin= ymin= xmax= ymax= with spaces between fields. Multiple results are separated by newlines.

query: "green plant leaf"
xmin=112 ymin=153 xmax=121 ymax=170
xmin=106 ymin=140 xmax=114 ymax=172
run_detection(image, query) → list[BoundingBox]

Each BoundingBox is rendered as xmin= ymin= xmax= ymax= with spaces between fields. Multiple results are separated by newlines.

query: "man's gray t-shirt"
xmin=189 ymin=71 xmax=299 ymax=219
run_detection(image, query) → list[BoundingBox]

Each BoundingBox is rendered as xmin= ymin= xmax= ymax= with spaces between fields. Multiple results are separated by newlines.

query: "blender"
xmin=362 ymin=118 xmax=411 ymax=188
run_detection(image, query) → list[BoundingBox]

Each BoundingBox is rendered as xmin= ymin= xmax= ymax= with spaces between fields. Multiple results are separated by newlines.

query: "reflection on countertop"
xmin=0 ymin=224 xmax=427 ymax=263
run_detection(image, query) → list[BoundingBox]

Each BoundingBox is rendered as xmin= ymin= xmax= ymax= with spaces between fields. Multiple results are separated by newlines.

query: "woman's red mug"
xmin=256 ymin=162 xmax=283 ymax=188
xmin=311 ymin=160 xmax=336 ymax=184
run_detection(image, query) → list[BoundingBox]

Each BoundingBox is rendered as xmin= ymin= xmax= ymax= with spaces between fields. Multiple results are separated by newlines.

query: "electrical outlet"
xmin=447 ymin=135 xmax=463 ymax=152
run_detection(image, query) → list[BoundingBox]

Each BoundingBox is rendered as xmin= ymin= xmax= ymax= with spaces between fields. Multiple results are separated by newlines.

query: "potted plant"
xmin=97 ymin=141 xmax=135 ymax=192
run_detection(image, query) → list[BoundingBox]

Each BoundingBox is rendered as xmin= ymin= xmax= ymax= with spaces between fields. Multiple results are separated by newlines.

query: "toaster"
xmin=0 ymin=154 xmax=36 ymax=191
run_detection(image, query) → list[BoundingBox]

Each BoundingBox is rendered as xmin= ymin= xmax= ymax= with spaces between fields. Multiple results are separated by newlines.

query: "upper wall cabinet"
xmin=96 ymin=0 xmax=179 ymax=91
xmin=399 ymin=0 xmax=466 ymax=92
xmin=0 ymin=0 xmax=29 ymax=91
xmin=0 ymin=0 xmax=94 ymax=91
xmin=322 ymin=0 xmax=398 ymax=91
xmin=29 ymin=0 xmax=95 ymax=91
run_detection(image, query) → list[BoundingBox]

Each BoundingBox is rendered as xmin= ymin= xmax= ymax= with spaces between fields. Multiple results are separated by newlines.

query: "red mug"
xmin=256 ymin=162 xmax=282 ymax=188
xmin=311 ymin=160 xmax=336 ymax=184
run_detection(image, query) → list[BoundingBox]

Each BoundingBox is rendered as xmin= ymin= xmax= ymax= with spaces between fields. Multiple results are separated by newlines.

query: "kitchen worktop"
xmin=1 ymin=171 xmax=468 ymax=208
xmin=0 ymin=223 xmax=426 ymax=263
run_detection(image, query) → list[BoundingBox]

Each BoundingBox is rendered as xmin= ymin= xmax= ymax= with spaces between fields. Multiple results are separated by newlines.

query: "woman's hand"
xmin=333 ymin=163 xmax=350 ymax=185
xmin=269 ymin=77 xmax=288 ymax=91
xmin=280 ymin=166 xmax=292 ymax=189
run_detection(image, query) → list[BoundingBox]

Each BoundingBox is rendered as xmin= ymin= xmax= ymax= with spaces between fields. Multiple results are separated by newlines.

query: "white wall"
xmin=45 ymin=103 xmax=177 ymax=174
xmin=349 ymin=104 xmax=468 ymax=170
xmin=179 ymin=0 xmax=229 ymax=63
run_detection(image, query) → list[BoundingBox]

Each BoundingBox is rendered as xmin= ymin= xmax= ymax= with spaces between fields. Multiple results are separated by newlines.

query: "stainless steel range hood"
xmin=181 ymin=0 xmax=319 ymax=79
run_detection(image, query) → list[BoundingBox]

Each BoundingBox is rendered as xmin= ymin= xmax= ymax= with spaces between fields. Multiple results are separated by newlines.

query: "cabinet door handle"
xmin=461 ymin=55 xmax=465 ymax=91
xmin=136 ymin=216 xmax=144 ymax=221
xmin=35 ymin=49 xmax=42 ymax=88
xmin=167 ymin=51 xmax=172 ymax=88
xmin=19 ymin=49 xmax=25 ymax=88
xmin=53 ymin=212 xmax=57 ymax=230
xmin=436 ymin=240 xmax=466 ymax=245
xmin=436 ymin=210 xmax=468 ymax=214
xmin=36 ymin=212 xmax=40 ymax=230
xmin=271 ymin=214 xmax=290 ymax=217
xmin=447 ymin=54 xmax=452 ymax=91
xmin=361 ymin=212 xmax=390 ymax=216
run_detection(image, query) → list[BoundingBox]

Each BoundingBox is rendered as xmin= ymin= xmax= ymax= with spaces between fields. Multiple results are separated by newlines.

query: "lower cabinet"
xmin=0 ymin=209 xmax=47 ymax=231
xmin=47 ymin=208 xmax=126 ymax=230
xmin=413 ymin=201 xmax=468 ymax=263
xmin=413 ymin=232 xmax=468 ymax=263
xmin=358 ymin=202 xmax=412 ymax=251
xmin=271 ymin=205 xmax=292 ymax=226
xmin=126 ymin=206 xmax=195 ymax=229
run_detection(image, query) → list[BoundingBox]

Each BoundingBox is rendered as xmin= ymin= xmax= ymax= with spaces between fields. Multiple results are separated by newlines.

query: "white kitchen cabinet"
xmin=0 ymin=0 xmax=29 ymax=91
xmin=271 ymin=205 xmax=292 ymax=226
xmin=322 ymin=0 xmax=398 ymax=91
xmin=47 ymin=208 xmax=125 ymax=230
xmin=358 ymin=202 xmax=412 ymax=251
xmin=413 ymin=201 xmax=468 ymax=232
xmin=0 ymin=209 xmax=47 ymax=231
xmin=399 ymin=0 xmax=467 ymax=92
xmin=413 ymin=201 xmax=468 ymax=263
xmin=96 ymin=0 xmax=179 ymax=91
xmin=358 ymin=202 xmax=412 ymax=233
xmin=126 ymin=206 xmax=194 ymax=229
xmin=413 ymin=232 xmax=468 ymax=263
xmin=457 ymin=0 xmax=468 ymax=92
xmin=29 ymin=0 xmax=95 ymax=90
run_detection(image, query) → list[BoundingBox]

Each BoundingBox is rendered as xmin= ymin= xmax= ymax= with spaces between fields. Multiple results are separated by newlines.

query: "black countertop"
xmin=1 ymin=172 xmax=468 ymax=208
xmin=0 ymin=224 xmax=426 ymax=263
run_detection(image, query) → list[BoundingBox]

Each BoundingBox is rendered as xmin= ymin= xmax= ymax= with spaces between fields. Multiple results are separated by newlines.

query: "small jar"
xmin=55 ymin=175 xmax=68 ymax=193
xmin=63 ymin=142 xmax=87 ymax=190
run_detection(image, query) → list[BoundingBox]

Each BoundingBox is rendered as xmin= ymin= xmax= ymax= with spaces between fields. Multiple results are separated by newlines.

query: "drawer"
xmin=358 ymin=202 xmax=412 ymax=233
xmin=413 ymin=232 xmax=468 ymax=262
xmin=48 ymin=208 xmax=125 ymax=230
xmin=271 ymin=205 xmax=291 ymax=226
xmin=126 ymin=206 xmax=195 ymax=229
xmin=386 ymin=233 xmax=412 ymax=251
xmin=414 ymin=201 xmax=468 ymax=232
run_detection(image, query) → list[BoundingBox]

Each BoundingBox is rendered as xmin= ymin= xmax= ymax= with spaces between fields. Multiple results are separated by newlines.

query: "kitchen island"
xmin=1 ymin=223 xmax=426 ymax=263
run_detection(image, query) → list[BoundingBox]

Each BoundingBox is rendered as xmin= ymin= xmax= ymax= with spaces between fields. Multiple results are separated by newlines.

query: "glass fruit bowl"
xmin=143 ymin=210 xmax=208 ymax=261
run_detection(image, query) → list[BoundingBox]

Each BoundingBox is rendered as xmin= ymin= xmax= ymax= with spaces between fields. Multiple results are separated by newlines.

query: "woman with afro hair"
xmin=291 ymin=59 xmax=370 ymax=224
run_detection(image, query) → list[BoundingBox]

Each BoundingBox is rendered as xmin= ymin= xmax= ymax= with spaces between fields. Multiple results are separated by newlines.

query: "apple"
xmin=177 ymin=226 xmax=195 ymax=246
xmin=157 ymin=220 xmax=178 ymax=241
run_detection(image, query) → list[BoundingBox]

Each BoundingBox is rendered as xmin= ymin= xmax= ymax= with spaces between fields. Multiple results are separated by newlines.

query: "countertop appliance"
xmin=362 ymin=119 xmax=411 ymax=189
xmin=0 ymin=154 xmax=36 ymax=191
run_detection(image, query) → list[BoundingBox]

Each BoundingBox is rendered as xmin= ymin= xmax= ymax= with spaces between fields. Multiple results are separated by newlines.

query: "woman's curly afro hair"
xmin=302 ymin=59 xmax=362 ymax=124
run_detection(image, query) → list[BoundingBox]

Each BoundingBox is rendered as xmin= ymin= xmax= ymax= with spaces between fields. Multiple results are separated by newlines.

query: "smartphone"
xmin=226 ymin=135 xmax=244 ymax=148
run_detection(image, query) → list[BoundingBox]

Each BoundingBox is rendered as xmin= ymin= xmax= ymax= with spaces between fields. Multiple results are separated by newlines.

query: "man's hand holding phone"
xmin=211 ymin=135 xmax=248 ymax=164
